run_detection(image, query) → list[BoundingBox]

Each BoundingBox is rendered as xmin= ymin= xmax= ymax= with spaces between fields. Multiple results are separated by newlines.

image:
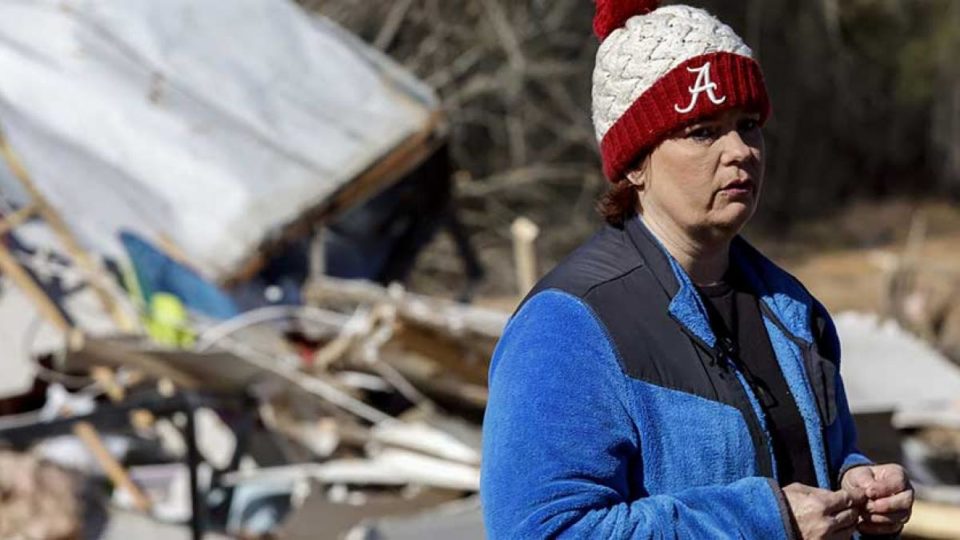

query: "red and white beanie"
xmin=592 ymin=0 xmax=771 ymax=181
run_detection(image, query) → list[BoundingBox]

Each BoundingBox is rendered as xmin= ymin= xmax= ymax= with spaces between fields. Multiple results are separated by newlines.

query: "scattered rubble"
xmin=0 ymin=243 xmax=503 ymax=540
xmin=0 ymin=1 xmax=957 ymax=540
xmin=0 ymin=1 xmax=496 ymax=538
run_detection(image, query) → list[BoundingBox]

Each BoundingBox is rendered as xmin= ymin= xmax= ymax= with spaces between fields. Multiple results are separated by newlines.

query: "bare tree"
xmin=302 ymin=0 xmax=960 ymax=296
xmin=303 ymin=0 xmax=605 ymax=295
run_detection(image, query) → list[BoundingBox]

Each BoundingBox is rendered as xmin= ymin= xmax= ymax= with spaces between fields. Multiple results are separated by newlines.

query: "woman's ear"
xmin=625 ymin=164 xmax=646 ymax=190
xmin=625 ymin=153 xmax=651 ymax=190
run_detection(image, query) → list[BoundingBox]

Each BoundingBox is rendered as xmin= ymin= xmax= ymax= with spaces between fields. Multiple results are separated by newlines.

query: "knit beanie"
xmin=592 ymin=0 xmax=771 ymax=181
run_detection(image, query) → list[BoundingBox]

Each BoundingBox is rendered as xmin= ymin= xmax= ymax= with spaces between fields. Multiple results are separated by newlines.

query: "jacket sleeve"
xmin=833 ymin=378 xmax=873 ymax=482
xmin=813 ymin=301 xmax=873 ymax=485
xmin=481 ymin=290 xmax=792 ymax=539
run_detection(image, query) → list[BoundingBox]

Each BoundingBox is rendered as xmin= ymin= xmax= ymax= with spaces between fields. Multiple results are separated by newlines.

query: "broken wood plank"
xmin=380 ymin=351 xmax=488 ymax=413
xmin=0 ymin=202 xmax=38 ymax=237
xmin=66 ymin=337 xmax=202 ymax=390
xmin=91 ymin=366 xmax=126 ymax=403
xmin=223 ymin=448 xmax=480 ymax=492
xmin=305 ymin=276 xmax=508 ymax=343
xmin=0 ymin=127 xmax=138 ymax=333
xmin=510 ymin=216 xmax=539 ymax=298
xmin=0 ymin=236 xmax=73 ymax=333
xmin=73 ymin=421 xmax=152 ymax=513
xmin=390 ymin=325 xmax=489 ymax=386
xmin=369 ymin=421 xmax=480 ymax=465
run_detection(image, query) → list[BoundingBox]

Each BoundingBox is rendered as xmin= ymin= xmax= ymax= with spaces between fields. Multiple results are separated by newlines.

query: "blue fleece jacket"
xmin=480 ymin=221 xmax=870 ymax=539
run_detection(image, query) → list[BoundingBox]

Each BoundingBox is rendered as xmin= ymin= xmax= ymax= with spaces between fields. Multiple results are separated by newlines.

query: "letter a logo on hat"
xmin=674 ymin=62 xmax=727 ymax=114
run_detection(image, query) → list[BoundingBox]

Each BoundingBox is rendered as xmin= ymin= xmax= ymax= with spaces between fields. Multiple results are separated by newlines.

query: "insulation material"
xmin=0 ymin=0 xmax=438 ymax=279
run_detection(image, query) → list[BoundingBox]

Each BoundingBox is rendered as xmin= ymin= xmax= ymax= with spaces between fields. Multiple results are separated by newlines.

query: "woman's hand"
xmin=782 ymin=483 xmax=864 ymax=540
xmin=841 ymin=464 xmax=914 ymax=535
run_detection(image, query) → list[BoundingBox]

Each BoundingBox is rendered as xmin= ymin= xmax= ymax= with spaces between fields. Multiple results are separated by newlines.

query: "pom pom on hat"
xmin=593 ymin=0 xmax=660 ymax=41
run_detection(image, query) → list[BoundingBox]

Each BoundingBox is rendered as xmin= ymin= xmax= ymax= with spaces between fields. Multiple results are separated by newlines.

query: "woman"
xmin=480 ymin=1 xmax=914 ymax=538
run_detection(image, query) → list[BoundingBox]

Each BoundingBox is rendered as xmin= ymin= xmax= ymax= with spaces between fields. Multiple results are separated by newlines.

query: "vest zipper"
xmin=669 ymin=312 xmax=778 ymax=481
xmin=756 ymin=300 xmax=832 ymax=488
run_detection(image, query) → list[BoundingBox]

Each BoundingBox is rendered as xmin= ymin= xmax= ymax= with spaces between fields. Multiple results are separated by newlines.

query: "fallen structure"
xmin=0 ymin=2 xmax=958 ymax=539
xmin=0 ymin=0 xmax=495 ymax=538
xmin=0 ymin=0 xmax=442 ymax=283
xmin=835 ymin=311 xmax=960 ymax=415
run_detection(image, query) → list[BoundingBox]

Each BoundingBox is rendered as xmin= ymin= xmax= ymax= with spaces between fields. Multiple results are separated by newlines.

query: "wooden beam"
xmin=510 ymin=217 xmax=540 ymax=298
xmin=73 ymin=421 xmax=152 ymax=513
xmin=68 ymin=337 xmax=203 ymax=390
xmin=91 ymin=366 xmax=126 ymax=403
xmin=304 ymin=275 xmax=508 ymax=342
xmin=0 ymin=237 xmax=72 ymax=333
xmin=0 ymin=202 xmax=38 ymax=237
xmin=0 ymin=127 xmax=138 ymax=333
xmin=391 ymin=325 xmax=489 ymax=386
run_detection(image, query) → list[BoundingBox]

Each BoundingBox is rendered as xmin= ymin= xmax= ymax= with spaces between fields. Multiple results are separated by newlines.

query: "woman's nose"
xmin=720 ymin=129 xmax=754 ymax=164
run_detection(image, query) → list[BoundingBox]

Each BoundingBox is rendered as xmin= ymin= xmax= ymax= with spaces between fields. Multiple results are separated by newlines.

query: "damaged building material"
xmin=0 ymin=1 xmax=956 ymax=539
xmin=0 ymin=0 xmax=488 ymax=538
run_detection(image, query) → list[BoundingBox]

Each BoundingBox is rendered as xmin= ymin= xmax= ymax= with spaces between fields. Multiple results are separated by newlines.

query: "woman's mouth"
xmin=719 ymin=179 xmax=755 ymax=197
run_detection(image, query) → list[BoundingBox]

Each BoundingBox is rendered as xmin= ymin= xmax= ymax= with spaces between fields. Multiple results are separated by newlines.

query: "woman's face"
xmin=632 ymin=108 xmax=765 ymax=243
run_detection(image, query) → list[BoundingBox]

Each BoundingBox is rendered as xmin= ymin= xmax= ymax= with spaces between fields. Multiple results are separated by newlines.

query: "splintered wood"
xmin=0 ymin=126 xmax=138 ymax=333
xmin=304 ymin=277 xmax=507 ymax=402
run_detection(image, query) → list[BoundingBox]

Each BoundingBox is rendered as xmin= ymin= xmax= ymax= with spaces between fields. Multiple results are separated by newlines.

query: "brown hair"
xmin=597 ymin=178 xmax=639 ymax=227
xmin=597 ymin=154 xmax=647 ymax=227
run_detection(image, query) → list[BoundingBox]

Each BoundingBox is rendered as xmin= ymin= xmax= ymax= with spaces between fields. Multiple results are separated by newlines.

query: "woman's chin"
xmin=710 ymin=203 xmax=755 ymax=234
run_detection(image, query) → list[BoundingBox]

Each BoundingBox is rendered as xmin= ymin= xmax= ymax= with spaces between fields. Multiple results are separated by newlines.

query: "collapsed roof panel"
xmin=836 ymin=312 xmax=960 ymax=414
xmin=0 ymin=0 xmax=439 ymax=280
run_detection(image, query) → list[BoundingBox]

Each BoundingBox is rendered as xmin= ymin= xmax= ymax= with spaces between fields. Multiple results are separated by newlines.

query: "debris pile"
xmin=1 ymin=261 xmax=504 ymax=538
xmin=0 ymin=1 xmax=959 ymax=540
xmin=0 ymin=0 xmax=497 ymax=538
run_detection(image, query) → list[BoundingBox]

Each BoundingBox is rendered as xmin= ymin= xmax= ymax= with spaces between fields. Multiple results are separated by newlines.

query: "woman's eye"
xmin=738 ymin=119 xmax=760 ymax=133
xmin=687 ymin=127 xmax=717 ymax=141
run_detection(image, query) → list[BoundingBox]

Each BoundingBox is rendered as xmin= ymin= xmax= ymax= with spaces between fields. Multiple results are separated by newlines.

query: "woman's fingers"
xmin=822 ymin=488 xmax=857 ymax=513
xmin=857 ymin=491 xmax=912 ymax=536
xmin=829 ymin=507 xmax=860 ymax=530
xmin=784 ymin=483 xmax=867 ymax=539
xmin=870 ymin=464 xmax=909 ymax=498
xmin=865 ymin=489 xmax=915 ymax=514
xmin=861 ymin=509 xmax=910 ymax=525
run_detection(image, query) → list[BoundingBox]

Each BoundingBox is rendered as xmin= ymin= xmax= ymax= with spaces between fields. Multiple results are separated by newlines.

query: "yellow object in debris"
xmin=145 ymin=293 xmax=195 ymax=348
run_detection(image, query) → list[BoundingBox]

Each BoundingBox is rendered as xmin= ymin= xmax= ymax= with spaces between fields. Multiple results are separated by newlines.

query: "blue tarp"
xmin=121 ymin=231 xmax=240 ymax=320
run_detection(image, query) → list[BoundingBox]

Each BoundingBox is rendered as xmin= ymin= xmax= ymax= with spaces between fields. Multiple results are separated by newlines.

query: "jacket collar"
xmin=730 ymin=237 xmax=815 ymax=345
xmin=624 ymin=214 xmax=815 ymax=346
xmin=624 ymin=213 xmax=681 ymax=297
